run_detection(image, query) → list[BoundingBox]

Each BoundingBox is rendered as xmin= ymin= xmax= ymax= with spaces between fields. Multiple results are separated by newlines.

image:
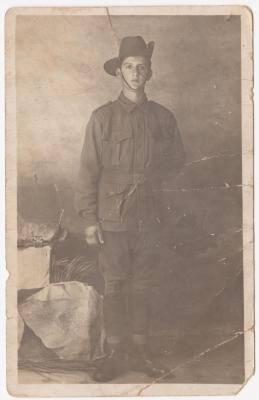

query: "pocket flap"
xmin=112 ymin=130 xmax=132 ymax=142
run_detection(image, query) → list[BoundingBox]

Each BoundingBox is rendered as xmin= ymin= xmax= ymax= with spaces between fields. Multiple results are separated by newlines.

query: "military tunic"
xmin=75 ymin=92 xmax=185 ymax=232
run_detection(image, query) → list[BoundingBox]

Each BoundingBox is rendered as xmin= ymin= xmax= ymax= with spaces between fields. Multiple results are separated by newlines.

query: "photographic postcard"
xmin=5 ymin=5 xmax=254 ymax=397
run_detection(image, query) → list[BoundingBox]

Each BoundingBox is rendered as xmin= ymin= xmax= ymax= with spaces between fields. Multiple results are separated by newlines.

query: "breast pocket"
xmin=101 ymin=131 xmax=133 ymax=167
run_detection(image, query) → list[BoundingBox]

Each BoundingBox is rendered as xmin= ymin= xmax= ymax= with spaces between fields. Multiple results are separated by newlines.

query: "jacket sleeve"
xmin=168 ymin=112 xmax=185 ymax=175
xmin=74 ymin=111 xmax=102 ymax=227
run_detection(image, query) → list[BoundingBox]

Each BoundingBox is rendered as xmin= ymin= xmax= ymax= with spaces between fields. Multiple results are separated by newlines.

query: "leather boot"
xmin=93 ymin=344 xmax=127 ymax=382
xmin=129 ymin=343 xmax=170 ymax=378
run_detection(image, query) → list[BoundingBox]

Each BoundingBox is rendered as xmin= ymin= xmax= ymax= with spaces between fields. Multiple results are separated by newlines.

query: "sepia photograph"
xmin=5 ymin=6 xmax=254 ymax=397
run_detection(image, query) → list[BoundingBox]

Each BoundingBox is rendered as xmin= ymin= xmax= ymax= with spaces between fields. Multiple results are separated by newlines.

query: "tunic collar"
xmin=118 ymin=91 xmax=149 ymax=113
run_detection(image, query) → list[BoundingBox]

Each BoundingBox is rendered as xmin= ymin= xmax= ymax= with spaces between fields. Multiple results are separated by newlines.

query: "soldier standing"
xmin=75 ymin=36 xmax=185 ymax=381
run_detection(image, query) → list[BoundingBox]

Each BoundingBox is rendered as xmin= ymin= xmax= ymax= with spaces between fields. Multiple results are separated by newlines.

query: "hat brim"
xmin=104 ymin=58 xmax=121 ymax=76
xmin=104 ymin=42 xmax=154 ymax=76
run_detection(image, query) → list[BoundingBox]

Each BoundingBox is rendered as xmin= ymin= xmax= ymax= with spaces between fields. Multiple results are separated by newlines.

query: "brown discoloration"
xmin=5 ymin=5 xmax=253 ymax=397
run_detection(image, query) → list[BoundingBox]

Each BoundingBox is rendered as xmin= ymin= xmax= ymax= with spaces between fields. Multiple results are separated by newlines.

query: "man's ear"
xmin=115 ymin=67 xmax=121 ymax=78
xmin=146 ymin=68 xmax=153 ymax=81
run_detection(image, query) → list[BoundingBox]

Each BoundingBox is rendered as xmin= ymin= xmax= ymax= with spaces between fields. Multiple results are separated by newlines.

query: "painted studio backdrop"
xmin=17 ymin=15 xmax=243 ymax=383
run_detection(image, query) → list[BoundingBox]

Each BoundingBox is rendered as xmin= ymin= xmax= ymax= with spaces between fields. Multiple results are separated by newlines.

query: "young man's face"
xmin=118 ymin=56 xmax=152 ymax=90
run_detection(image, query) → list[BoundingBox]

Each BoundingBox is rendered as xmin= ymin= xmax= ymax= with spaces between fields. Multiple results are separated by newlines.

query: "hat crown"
xmin=119 ymin=36 xmax=152 ymax=60
xmin=104 ymin=36 xmax=154 ymax=76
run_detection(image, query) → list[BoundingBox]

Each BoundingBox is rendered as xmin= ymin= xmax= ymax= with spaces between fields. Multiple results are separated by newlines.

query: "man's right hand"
xmin=84 ymin=225 xmax=104 ymax=246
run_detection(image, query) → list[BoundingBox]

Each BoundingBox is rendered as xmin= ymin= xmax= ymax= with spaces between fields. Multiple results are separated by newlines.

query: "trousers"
xmin=98 ymin=230 xmax=160 ymax=338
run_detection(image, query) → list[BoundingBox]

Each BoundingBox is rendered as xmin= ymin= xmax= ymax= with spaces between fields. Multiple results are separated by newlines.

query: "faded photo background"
xmin=16 ymin=15 xmax=244 ymax=384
